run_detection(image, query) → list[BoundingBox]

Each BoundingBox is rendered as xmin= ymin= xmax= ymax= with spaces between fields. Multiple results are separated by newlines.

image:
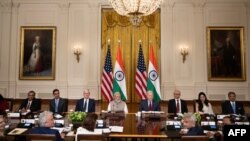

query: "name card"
xmin=201 ymin=121 xmax=216 ymax=126
xmin=7 ymin=113 xmax=20 ymax=118
xmin=54 ymin=119 xmax=64 ymax=125
xmin=166 ymin=121 xmax=181 ymax=125
xmin=235 ymin=122 xmax=250 ymax=125
xmin=21 ymin=119 xmax=35 ymax=124
xmin=217 ymin=114 xmax=228 ymax=120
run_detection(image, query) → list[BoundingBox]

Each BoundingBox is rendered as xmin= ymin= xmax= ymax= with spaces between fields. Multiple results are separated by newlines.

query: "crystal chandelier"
xmin=108 ymin=0 xmax=163 ymax=26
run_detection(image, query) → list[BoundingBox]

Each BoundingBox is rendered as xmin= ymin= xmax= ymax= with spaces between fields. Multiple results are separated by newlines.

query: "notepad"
xmin=8 ymin=128 xmax=27 ymax=135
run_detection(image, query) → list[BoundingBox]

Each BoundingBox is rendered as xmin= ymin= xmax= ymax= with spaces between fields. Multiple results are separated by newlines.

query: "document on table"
xmin=109 ymin=126 xmax=123 ymax=132
xmin=8 ymin=128 xmax=27 ymax=135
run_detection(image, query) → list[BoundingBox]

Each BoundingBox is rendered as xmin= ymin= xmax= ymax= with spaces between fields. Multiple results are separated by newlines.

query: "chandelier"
xmin=108 ymin=0 xmax=163 ymax=26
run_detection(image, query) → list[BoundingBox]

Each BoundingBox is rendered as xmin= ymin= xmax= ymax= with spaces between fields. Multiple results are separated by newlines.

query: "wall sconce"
xmin=180 ymin=45 xmax=189 ymax=63
xmin=74 ymin=45 xmax=82 ymax=63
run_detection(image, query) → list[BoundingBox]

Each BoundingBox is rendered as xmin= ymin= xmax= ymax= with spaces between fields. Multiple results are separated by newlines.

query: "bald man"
xmin=168 ymin=90 xmax=188 ymax=114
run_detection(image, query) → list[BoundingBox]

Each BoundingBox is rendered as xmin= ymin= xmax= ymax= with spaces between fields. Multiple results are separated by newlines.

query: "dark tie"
xmin=149 ymin=101 xmax=152 ymax=111
xmin=83 ymin=100 xmax=87 ymax=112
xmin=176 ymin=100 xmax=180 ymax=113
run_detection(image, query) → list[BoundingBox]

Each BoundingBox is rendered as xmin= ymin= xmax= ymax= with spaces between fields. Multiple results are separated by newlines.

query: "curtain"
xmin=101 ymin=9 xmax=160 ymax=103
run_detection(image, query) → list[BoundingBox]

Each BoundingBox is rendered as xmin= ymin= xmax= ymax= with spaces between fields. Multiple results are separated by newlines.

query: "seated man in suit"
xmin=180 ymin=113 xmax=204 ymax=135
xmin=29 ymin=111 xmax=65 ymax=141
xmin=107 ymin=92 xmax=128 ymax=114
xmin=49 ymin=89 xmax=67 ymax=115
xmin=168 ymin=89 xmax=188 ymax=114
xmin=75 ymin=89 xmax=95 ymax=113
xmin=19 ymin=90 xmax=41 ymax=113
xmin=139 ymin=90 xmax=160 ymax=111
xmin=221 ymin=91 xmax=245 ymax=115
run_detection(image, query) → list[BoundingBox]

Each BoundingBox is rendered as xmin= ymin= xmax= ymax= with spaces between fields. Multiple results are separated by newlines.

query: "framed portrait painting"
xmin=207 ymin=27 xmax=245 ymax=81
xmin=19 ymin=26 xmax=56 ymax=80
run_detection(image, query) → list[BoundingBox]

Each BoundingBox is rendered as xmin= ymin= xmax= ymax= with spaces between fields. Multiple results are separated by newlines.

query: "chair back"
xmin=26 ymin=134 xmax=56 ymax=141
xmin=5 ymin=98 xmax=13 ymax=111
xmin=77 ymin=134 xmax=104 ymax=141
xmin=181 ymin=135 xmax=209 ymax=141
xmin=0 ymin=136 xmax=6 ymax=141
xmin=64 ymin=98 xmax=68 ymax=112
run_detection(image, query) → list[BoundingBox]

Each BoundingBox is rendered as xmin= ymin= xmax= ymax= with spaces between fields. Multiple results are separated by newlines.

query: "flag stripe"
xmin=135 ymin=45 xmax=147 ymax=100
xmin=147 ymin=46 xmax=161 ymax=102
xmin=113 ymin=46 xmax=127 ymax=101
xmin=101 ymin=46 xmax=113 ymax=102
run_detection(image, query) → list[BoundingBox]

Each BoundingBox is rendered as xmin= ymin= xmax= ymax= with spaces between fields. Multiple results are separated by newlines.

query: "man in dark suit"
xmin=49 ymin=89 xmax=67 ymax=114
xmin=139 ymin=90 xmax=160 ymax=111
xmin=222 ymin=91 xmax=245 ymax=115
xmin=180 ymin=113 xmax=204 ymax=135
xmin=168 ymin=89 xmax=188 ymax=114
xmin=29 ymin=111 xmax=64 ymax=141
xmin=19 ymin=90 xmax=41 ymax=112
xmin=75 ymin=89 xmax=95 ymax=113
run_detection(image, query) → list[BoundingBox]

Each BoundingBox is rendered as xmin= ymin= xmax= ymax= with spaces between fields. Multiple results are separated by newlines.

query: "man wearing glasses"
xmin=19 ymin=90 xmax=41 ymax=112
xmin=75 ymin=89 xmax=95 ymax=113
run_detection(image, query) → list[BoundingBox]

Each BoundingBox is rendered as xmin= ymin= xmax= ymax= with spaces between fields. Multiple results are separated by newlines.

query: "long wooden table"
xmin=4 ymin=112 xmax=169 ymax=140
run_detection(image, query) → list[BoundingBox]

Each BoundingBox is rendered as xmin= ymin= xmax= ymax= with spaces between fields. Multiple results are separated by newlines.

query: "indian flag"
xmin=147 ymin=46 xmax=161 ymax=102
xmin=113 ymin=46 xmax=127 ymax=100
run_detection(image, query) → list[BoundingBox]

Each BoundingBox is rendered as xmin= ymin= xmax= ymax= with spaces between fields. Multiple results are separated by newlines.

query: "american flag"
xmin=101 ymin=45 xmax=113 ymax=102
xmin=135 ymin=44 xmax=147 ymax=100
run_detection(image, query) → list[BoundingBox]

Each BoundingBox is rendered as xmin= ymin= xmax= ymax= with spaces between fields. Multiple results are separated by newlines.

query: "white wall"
xmin=0 ymin=0 xmax=249 ymax=101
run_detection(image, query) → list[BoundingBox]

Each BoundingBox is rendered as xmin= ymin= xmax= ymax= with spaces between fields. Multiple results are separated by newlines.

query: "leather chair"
xmin=5 ymin=98 xmax=13 ymax=111
xmin=181 ymin=135 xmax=209 ymax=141
xmin=77 ymin=134 xmax=104 ymax=141
xmin=26 ymin=134 xmax=56 ymax=141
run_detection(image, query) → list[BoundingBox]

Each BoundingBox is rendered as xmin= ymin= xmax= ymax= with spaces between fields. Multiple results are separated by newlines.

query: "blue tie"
xmin=55 ymin=99 xmax=59 ymax=113
xmin=232 ymin=102 xmax=236 ymax=114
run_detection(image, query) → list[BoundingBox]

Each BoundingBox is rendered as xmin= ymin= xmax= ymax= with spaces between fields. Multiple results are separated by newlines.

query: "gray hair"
xmin=183 ymin=113 xmax=196 ymax=122
xmin=39 ymin=111 xmax=53 ymax=127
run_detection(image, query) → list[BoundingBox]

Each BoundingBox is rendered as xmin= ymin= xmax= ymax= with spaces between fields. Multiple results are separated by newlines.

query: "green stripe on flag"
xmin=113 ymin=80 xmax=126 ymax=101
xmin=147 ymin=79 xmax=161 ymax=102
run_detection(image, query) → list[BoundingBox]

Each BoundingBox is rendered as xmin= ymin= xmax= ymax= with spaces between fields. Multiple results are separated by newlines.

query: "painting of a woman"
xmin=26 ymin=35 xmax=44 ymax=73
xmin=20 ymin=26 xmax=56 ymax=80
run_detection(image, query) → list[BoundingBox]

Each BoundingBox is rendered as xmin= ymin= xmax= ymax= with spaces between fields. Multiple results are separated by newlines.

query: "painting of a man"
xmin=208 ymin=27 xmax=245 ymax=81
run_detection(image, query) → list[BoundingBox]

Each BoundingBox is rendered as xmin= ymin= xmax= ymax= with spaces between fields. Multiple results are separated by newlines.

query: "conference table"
xmin=5 ymin=111 xmax=249 ymax=141
xmin=4 ymin=111 xmax=172 ymax=140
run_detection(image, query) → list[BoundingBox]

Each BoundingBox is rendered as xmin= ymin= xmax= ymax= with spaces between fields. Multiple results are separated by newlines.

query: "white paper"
xmin=103 ymin=128 xmax=111 ymax=133
xmin=109 ymin=126 xmax=123 ymax=133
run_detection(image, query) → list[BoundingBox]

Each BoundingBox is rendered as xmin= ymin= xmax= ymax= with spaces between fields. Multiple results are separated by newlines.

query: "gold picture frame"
xmin=207 ymin=27 xmax=245 ymax=81
xmin=19 ymin=26 xmax=56 ymax=80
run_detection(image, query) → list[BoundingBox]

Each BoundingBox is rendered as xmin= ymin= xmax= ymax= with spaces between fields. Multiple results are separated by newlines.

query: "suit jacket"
xmin=75 ymin=98 xmax=95 ymax=113
xmin=186 ymin=125 xmax=205 ymax=136
xmin=29 ymin=127 xmax=63 ymax=141
xmin=139 ymin=100 xmax=160 ymax=111
xmin=19 ymin=98 xmax=41 ymax=112
xmin=221 ymin=100 xmax=245 ymax=115
xmin=168 ymin=99 xmax=188 ymax=114
xmin=49 ymin=98 xmax=67 ymax=114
